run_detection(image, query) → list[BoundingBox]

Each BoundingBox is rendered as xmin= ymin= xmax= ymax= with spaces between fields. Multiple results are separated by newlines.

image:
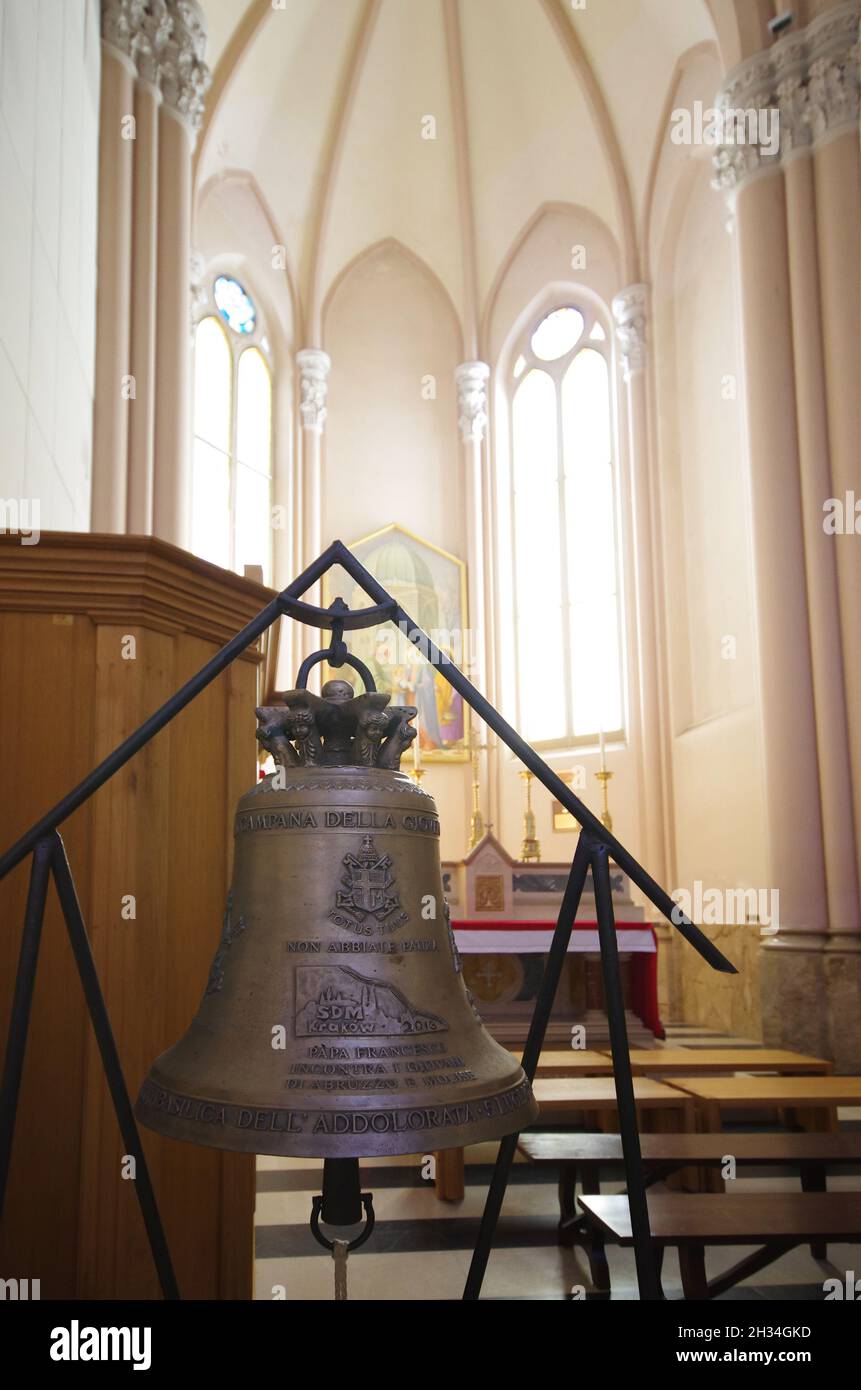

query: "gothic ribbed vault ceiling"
xmin=196 ymin=0 xmax=715 ymax=339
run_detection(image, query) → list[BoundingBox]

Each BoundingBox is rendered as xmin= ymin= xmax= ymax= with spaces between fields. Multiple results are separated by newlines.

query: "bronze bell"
xmin=135 ymin=677 xmax=537 ymax=1158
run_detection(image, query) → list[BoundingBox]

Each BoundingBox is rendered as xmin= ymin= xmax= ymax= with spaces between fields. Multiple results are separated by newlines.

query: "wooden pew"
xmin=532 ymin=1077 xmax=695 ymax=1132
xmin=667 ymin=1075 xmax=861 ymax=1135
xmin=576 ymin=1192 xmax=861 ymax=1298
xmin=518 ymin=1130 xmax=861 ymax=1250
xmin=508 ymin=1049 xmax=615 ymax=1077
xmin=606 ymin=1048 xmax=833 ymax=1077
xmin=434 ymin=1074 xmax=691 ymax=1203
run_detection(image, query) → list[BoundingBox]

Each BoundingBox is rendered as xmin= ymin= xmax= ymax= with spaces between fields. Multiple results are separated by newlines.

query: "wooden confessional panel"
xmin=0 ymin=533 xmax=274 ymax=1299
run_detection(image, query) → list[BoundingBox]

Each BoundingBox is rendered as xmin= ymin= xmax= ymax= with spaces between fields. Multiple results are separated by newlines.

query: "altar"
xmin=443 ymin=834 xmax=663 ymax=1046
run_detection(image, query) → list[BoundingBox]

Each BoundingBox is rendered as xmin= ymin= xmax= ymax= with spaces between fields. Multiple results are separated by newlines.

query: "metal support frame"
xmin=0 ymin=539 xmax=734 ymax=1301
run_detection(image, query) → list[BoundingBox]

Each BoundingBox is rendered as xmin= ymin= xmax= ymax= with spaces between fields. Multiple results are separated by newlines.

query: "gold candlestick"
xmin=595 ymin=769 xmax=614 ymax=832
xmin=467 ymin=725 xmax=487 ymax=851
xmin=411 ymin=715 xmax=422 ymax=786
xmin=519 ymin=770 xmax=541 ymax=862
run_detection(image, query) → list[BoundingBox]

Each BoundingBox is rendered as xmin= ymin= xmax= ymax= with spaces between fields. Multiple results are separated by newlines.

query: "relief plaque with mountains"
xmin=294 ymin=965 xmax=448 ymax=1037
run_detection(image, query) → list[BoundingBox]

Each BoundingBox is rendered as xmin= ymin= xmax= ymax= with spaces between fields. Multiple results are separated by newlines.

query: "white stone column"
xmin=455 ymin=362 xmax=492 ymax=827
xmin=91 ymin=9 xmax=136 ymax=531
xmin=92 ymin=1 xmax=209 ymax=545
xmin=126 ymin=7 xmax=165 ymax=533
xmin=152 ymin=1 xmax=209 ymax=548
xmin=773 ymin=25 xmax=861 ymax=944
xmin=805 ymin=14 xmax=861 ymax=907
xmin=711 ymin=0 xmax=860 ymax=1064
xmin=612 ymin=285 xmax=667 ymax=889
xmin=455 ymin=362 xmax=490 ymax=690
xmin=727 ymin=181 xmax=828 ymax=936
xmin=296 ymin=349 xmax=331 ymax=662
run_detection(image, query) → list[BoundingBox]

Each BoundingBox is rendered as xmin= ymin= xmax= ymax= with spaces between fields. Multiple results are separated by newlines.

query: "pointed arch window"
xmin=192 ymin=276 xmax=273 ymax=582
xmin=509 ymin=304 xmax=624 ymax=747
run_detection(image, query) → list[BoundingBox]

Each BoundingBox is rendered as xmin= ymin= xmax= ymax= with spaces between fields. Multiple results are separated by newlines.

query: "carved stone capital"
xmin=611 ymin=285 xmax=648 ymax=382
xmin=100 ymin=0 xmax=211 ymax=132
xmin=455 ymin=361 xmax=490 ymax=445
xmin=296 ymin=349 xmax=331 ymax=434
xmin=101 ymin=0 xmax=140 ymax=63
xmin=711 ymin=0 xmax=860 ymax=197
xmin=158 ymin=0 xmax=210 ymax=131
xmin=135 ymin=0 xmax=172 ymax=87
xmin=805 ymin=41 xmax=861 ymax=143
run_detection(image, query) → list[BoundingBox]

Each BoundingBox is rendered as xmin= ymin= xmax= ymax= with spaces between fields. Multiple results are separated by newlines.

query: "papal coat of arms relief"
xmin=329 ymin=834 xmax=411 ymax=935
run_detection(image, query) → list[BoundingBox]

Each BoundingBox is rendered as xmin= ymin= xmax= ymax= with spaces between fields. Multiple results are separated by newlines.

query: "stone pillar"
xmin=152 ymin=111 xmax=195 ymax=545
xmin=152 ymin=2 xmax=208 ymax=548
xmin=91 ymin=18 xmax=135 ymax=532
xmin=804 ymin=7 xmax=861 ymax=1058
xmin=296 ymin=349 xmax=331 ymax=662
xmin=91 ymin=1 xmax=210 ymax=545
xmin=455 ymin=362 xmax=492 ymax=824
xmin=126 ymin=25 xmax=163 ymax=533
xmin=775 ymin=32 xmax=860 ymax=943
xmin=612 ymin=286 xmax=667 ymax=889
xmin=455 ymin=362 xmax=490 ymax=687
xmin=712 ymin=0 xmax=861 ymax=1066
xmin=806 ymin=24 xmax=861 ymax=890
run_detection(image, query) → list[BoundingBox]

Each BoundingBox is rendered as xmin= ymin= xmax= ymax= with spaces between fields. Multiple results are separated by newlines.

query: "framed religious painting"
xmin=322 ymin=523 xmax=469 ymax=762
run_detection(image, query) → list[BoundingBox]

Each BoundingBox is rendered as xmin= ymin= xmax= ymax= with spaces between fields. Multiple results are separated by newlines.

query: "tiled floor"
xmin=254 ymin=1023 xmax=861 ymax=1300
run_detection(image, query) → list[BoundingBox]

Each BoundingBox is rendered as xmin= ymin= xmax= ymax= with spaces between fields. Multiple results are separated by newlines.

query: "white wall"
xmin=322 ymin=242 xmax=464 ymax=558
xmin=321 ymin=240 xmax=467 ymax=859
xmin=0 ymin=0 xmax=100 ymax=534
xmin=652 ymin=144 xmax=768 ymax=902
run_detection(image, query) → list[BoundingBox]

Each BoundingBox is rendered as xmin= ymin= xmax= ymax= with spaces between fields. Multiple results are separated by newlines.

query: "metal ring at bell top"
xmin=309 ymin=1193 xmax=376 ymax=1253
xmin=294 ymin=647 xmax=377 ymax=693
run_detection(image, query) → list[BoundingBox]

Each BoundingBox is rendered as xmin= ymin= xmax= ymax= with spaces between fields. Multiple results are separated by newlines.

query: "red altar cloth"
xmin=452 ymin=919 xmax=663 ymax=1039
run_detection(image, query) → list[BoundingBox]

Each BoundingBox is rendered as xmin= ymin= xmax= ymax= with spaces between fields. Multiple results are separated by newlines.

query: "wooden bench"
xmin=605 ymin=1048 xmax=833 ymax=1077
xmin=532 ymin=1077 xmax=695 ymax=1131
xmin=576 ymin=1192 xmax=861 ymax=1299
xmin=667 ymin=1075 xmax=861 ymax=1135
xmin=508 ymin=1050 xmax=615 ymax=1077
xmin=434 ymin=1076 xmax=692 ymax=1202
xmin=518 ymin=1130 xmax=861 ymax=1255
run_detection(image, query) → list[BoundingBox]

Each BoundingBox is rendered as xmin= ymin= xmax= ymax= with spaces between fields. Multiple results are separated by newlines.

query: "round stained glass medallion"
xmin=213 ymin=275 xmax=256 ymax=335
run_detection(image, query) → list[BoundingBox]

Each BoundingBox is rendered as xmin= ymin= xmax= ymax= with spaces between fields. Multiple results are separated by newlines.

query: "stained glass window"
xmin=213 ymin=275 xmax=257 ymax=335
xmin=192 ymin=284 xmax=272 ymax=583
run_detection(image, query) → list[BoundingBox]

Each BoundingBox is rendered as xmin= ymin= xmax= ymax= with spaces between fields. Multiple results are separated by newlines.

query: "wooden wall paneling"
xmin=0 ymin=534 xmax=270 ymax=1299
xmin=218 ymin=653 xmax=258 ymax=1298
xmin=77 ymin=623 xmax=176 ymax=1298
xmin=0 ymin=611 xmax=96 ymax=1297
xmin=160 ymin=634 xmax=233 ymax=1298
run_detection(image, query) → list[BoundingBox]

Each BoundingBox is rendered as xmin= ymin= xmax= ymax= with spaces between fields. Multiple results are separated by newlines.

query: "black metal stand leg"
xmin=590 ymin=840 xmax=659 ymax=1300
xmin=463 ymin=834 xmax=592 ymax=1300
xmin=50 ymin=834 xmax=180 ymax=1300
xmin=0 ymin=837 xmax=54 ymax=1218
